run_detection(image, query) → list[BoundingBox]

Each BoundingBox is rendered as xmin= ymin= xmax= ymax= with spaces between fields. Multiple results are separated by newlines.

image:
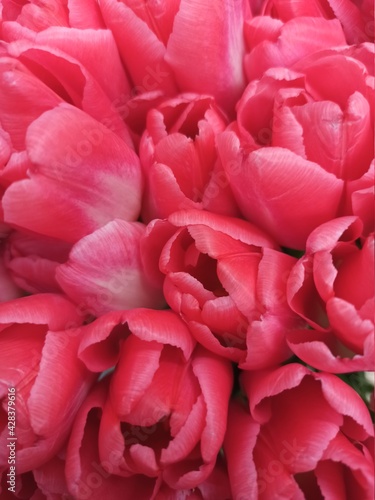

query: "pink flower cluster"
xmin=0 ymin=0 xmax=373 ymax=498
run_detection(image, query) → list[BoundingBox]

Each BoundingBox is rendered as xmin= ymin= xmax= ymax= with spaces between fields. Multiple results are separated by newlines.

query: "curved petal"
xmin=56 ymin=220 xmax=165 ymax=316
xmin=0 ymin=57 xmax=62 ymax=150
xmin=245 ymin=17 xmax=346 ymax=81
xmin=67 ymin=0 xmax=106 ymax=29
xmin=317 ymin=372 xmax=374 ymax=440
xmin=165 ymin=0 xmax=247 ymax=115
xmin=224 ymin=400 xmax=260 ymax=500
xmin=327 ymin=297 xmax=373 ymax=353
xmin=168 ymin=209 xmax=277 ymax=249
xmin=286 ymin=328 xmax=374 ymax=373
xmin=110 ymin=335 xmax=163 ymax=419
xmin=3 ymin=104 xmax=142 ymax=243
xmin=99 ymin=0 xmax=177 ymax=94
xmin=226 ymin=146 xmax=344 ymax=249
xmin=192 ymin=346 xmax=233 ymax=463
xmin=316 ymin=433 xmax=374 ymax=500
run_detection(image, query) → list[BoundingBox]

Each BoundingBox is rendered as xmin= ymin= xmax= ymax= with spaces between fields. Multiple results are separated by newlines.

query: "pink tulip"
xmin=2 ymin=103 xmax=143 ymax=243
xmin=244 ymin=16 xmax=346 ymax=81
xmin=2 ymin=26 xmax=133 ymax=144
xmin=75 ymin=308 xmax=233 ymax=490
xmin=140 ymin=93 xmax=239 ymax=222
xmin=218 ymin=44 xmax=374 ymax=248
xmin=56 ymin=220 xmax=166 ymax=317
xmin=287 ymin=217 xmax=374 ymax=372
xmin=225 ymin=364 xmax=375 ymax=499
xmin=141 ymin=210 xmax=303 ymax=367
xmin=261 ymin=0 xmax=374 ymax=44
xmin=97 ymin=0 xmax=249 ymax=116
xmin=0 ymin=294 xmax=95 ymax=474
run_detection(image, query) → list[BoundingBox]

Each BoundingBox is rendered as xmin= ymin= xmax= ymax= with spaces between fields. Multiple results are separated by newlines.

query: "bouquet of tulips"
xmin=0 ymin=0 xmax=373 ymax=498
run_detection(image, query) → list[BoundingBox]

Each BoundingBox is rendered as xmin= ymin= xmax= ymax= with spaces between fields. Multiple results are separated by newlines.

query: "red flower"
xmin=140 ymin=93 xmax=239 ymax=222
xmin=0 ymin=294 xmax=95 ymax=474
xmin=287 ymin=217 xmax=374 ymax=372
xmin=141 ymin=209 xmax=303 ymax=368
xmin=74 ymin=308 xmax=233 ymax=490
xmin=218 ymin=44 xmax=374 ymax=248
xmin=225 ymin=364 xmax=374 ymax=499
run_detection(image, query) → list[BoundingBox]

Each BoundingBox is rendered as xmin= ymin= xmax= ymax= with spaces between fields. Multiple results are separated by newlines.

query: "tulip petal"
xmin=245 ymin=17 xmax=346 ymax=81
xmin=3 ymin=104 xmax=142 ymax=242
xmin=110 ymin=335 xmax=163 ymax=418
xmin=224 ymin=146 xmax=344 ymax=249
xmin=316 ymin=433 xmax=374 ymax=499
xmin=67 ymin=0 xmax=106 ymax=29
xmin=165 ymin=0 xmax=247 ymax=115
xmin=326 ymin=297 xmax=373 ymax=353
xmin=224 ymin=400 xmax=260 ymax=500
xmin=286 ymin=328 xmax=374 ymax=373
xmin=56 ymin=220 xmax=165 ymax=316
xmin=192 ymin=347 xmax=233 ymax=463
xmin=0 ymin=58 xmax=62 ymax=150
xmin=99 ymin=0 xmax=177 ymax=94
xmin=168 ymin=209 xmax=277 ymax=249
xmin=317 ymin=372 xmax=374 ymax=440
xmin=161 ymin=395 xmax=206 ymax=465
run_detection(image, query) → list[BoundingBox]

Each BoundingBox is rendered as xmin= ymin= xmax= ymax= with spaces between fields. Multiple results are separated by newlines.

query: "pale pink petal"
xmin=306 ymin=216 xmax=362 ymax=253
xmin=33 ymin=455 xmax=70 ymax=498
xmin=328 ymin=0 xmax=371 ymax=44
xmin=161 ymin=396 xmax=206 ymax=465
xmin=7 ymin=255 xmax=62 ymax=294
xmin=0 ymin=249 xmax=22 ymax=301
xmin=187 ymin=320 xmax=245 ymax=362
xmin=290 ymin=94 xmax=373 ymax=180
xmin=56 ymin=220 xmax=165 ymax=316
xmin=79 ymin=309 xmax=196 ymax=372
xmin=15 ymin=1 xmax=69 ymax=32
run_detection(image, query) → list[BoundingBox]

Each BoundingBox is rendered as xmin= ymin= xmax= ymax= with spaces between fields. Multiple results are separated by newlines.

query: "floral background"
xmin=0 ymin=0 xmax=373 ymax=498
